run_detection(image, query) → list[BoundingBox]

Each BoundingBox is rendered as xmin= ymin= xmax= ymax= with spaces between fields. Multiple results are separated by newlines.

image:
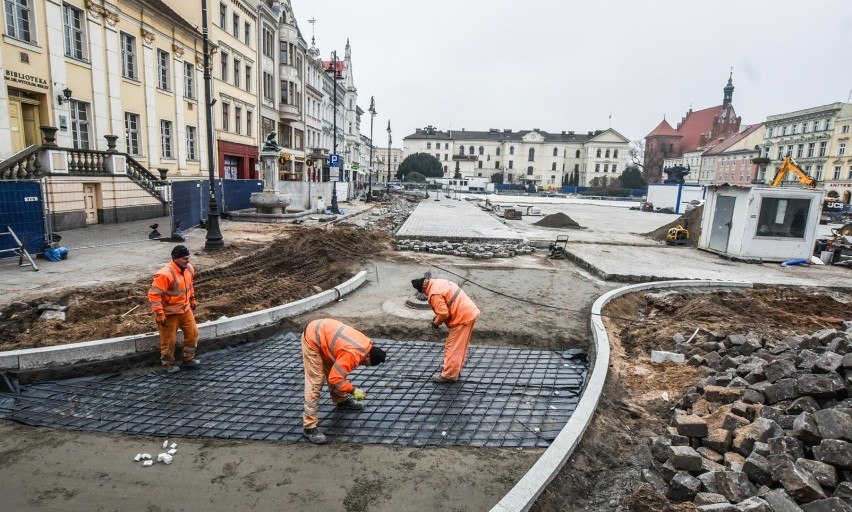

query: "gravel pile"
xmin=638 ymin=322 xmax=852 ymax=511
xmin=395 ymin=239 xmax=535 ymax=259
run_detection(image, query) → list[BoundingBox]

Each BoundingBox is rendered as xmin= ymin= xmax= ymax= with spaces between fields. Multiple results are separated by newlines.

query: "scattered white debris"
xmin=441 ymin=431 xmax=447 ymax=437
xmin=167 ymin=448 xmax=177 ymax=456
xmin=157 ymin=453 xmax=167 ymax=462
xmin=134 ymin=453 xmax=142 ymax=462
xmin=549 ymin=405 xmax=556 ymax=410
xmin=162 ymin=440 xmax=169 ymax=449
xmin=661 ymin=391 xmax=670 ymax=402
xmin=142 ymin=460 xmax=153 ymax=467
xmin=650 ymin=350 xmax=685 ymax=363
xmin=554 ymin=391 xmax=560 ymax=395
xmin=141 ymin=453 xmax=152 ymax=460
xmin=169 ymin=443 xmax=177 ymax=449
xmin=162 ymin=454 xmax=173 ymax=465
xmin=533 ymin=427 xmax=540 ymax=433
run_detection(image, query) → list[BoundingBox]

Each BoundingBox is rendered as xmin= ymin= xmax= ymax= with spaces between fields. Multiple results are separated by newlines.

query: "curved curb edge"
xmin=490 ymin=279 xmax=753 ymax=512
xmin=0 ymin=271 xmax=368 ymax=372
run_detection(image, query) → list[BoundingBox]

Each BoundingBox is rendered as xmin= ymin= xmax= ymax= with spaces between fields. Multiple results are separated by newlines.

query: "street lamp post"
xmin=326 ymin=51 xmax=342 ymax=214
xmin=201 ymin=0 xmax=224 ymax=249
xmin=366 ymin=97 xmax=376 ymax=203
xmin=386 ymin=120 xmax=392 ymax=193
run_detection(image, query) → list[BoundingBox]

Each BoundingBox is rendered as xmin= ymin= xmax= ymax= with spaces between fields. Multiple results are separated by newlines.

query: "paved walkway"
xmin=395 ymin=198 xmax=524 ymax=242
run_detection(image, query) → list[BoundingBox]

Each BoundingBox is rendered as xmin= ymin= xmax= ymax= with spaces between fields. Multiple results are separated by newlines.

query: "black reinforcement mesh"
xmin=2 ymin=333 xmax=588 ymax=447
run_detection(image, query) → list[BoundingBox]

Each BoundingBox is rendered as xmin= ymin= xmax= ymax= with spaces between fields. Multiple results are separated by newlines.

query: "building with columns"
xmin=759 ymin=103 xmax=852 ymax=204
xmin=402 ymin=125 xmax=628 ymax=188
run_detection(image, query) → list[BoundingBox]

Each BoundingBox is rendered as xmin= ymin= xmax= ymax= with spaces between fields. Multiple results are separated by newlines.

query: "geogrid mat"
xmin=0 ymin=333 xmax=588 ymax=447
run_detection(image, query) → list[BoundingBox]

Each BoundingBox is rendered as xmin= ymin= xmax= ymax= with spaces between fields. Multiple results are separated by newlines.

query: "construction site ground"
xmin=0 ymin=195 xmax=850 ymax=511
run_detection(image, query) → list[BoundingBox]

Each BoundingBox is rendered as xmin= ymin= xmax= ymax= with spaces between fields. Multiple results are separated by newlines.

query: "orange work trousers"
xmin=157 ymin=310 xmax=199 ymax=366
xmin=440 ymin=319 xmax=476 ymax=380
xmin=302 ymin=334 xmax=349 ymax=429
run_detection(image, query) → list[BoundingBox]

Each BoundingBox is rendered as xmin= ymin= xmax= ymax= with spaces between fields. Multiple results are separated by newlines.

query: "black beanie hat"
xmin=369 ymin=345 xmax=386 ymax=366
xmin=171 ymin=245 xmax=190 ymax=259
xmin=411 ymin=278 xmax=425 ymax=292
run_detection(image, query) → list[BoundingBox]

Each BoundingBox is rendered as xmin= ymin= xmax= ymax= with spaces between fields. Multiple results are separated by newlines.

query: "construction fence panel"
xmin=171 ymin=179 xmax=263 ymax=233
xmin=0 ymin=180 xmax=45 ymax=258
xmin=44 ymin=178 xmax=170 ymax=251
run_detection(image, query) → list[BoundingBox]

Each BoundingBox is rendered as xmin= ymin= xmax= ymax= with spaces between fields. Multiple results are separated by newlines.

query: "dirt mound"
xmin=644 ymin=206 xmax=703 ymax=246
xmin=0 ymin=227 xmax=393 ymax=351
xmin=534 ymin=212 xmax=581 ymax=229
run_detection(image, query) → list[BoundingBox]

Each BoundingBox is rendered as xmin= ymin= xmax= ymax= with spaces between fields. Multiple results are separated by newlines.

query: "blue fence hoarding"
xmin=0 ymin=181 xmax=45 ymax=258
xmin=170 ymin=179 xmax=263 ymax=232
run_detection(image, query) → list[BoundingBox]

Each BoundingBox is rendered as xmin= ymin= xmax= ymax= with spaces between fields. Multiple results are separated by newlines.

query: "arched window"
xmin=551 ymin=163 xmax=556 ymax=170
xmin=575 ymin=150 xmax=580 ymax=158
xmin=528 ymin=148 xmax=535 ymax=161
xmin=596 ymin=149 xmax=601 ymax=158
xmin=552 ymin=147 xmax=558 ymax=157
xmin=496 ymin=147 xmax=501 ymax=156
xmin=459 ymin=146 xmax=465 ymax=155
xmin=510 ymin=146 xmax=515 ymax=155
xmin=527 ymin=166 xmax=534 ymax=175
xmin=479 ymin=146 xmax=484 ymax=155
xmin=469 ymin=146 xmax=474 ymax=155
xmin=613 ymin=149 xmax=619 ymax=158
xmin=605 ymin=149 xmax=610 ymax=158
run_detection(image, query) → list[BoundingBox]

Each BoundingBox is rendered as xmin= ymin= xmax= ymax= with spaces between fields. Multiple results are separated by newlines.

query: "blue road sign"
xmin=328 ymin=154 xmax=340 ymax=167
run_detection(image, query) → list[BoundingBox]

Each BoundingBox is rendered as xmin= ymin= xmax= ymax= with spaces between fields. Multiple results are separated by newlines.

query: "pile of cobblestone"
xmin=395 ymin=239 xmax=535 ymax=259
xmin=357 ymin=202 xmax=416 ymax=234
xmin=640 ymin=323 xmax=852 ymax=511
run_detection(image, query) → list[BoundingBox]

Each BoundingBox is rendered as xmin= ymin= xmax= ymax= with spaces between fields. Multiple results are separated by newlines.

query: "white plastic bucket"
xmin=820 ymin=251 xmax=834 ymax=264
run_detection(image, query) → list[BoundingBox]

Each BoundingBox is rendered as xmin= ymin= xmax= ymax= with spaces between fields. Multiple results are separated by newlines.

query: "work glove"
xmin=352 ymin=388 xmax=366 ymax=401
xmin=430 ymin=320 xmax=442 ymax=336
xmin=190 ymin=298 xmax=198 ymax=311
xmin=415 ymin=292 xmax=427 ymax=301
xmin=155 ymin=311 xmax=166 ymax=326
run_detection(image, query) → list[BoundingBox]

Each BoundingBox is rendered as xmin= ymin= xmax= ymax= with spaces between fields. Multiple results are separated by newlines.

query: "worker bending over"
xmin=148 ymin=245 xmax=200 ymax=373
xmin=412 ymin=276 xmax=480 ymax=383
xmin=302 ymin=318 xmax=386 ymax=444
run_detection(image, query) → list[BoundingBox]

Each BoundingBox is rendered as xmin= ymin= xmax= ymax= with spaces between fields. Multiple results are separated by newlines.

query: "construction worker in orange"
xmin=148 ymin=245 xmax=200 ymax=373
xmin=411 ymin=275 xmax=480 ymax=383
xmin=302 ymin=318 xmax=386 ymax=444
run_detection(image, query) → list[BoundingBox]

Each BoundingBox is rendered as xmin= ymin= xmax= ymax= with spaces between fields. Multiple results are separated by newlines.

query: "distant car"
xmin=684 ymin=199 xmax=705 ymax=212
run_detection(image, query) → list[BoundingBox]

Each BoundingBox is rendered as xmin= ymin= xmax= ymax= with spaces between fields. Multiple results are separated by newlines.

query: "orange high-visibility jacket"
xmin=148 ymin=261 xmax=196 ymax=316
xmin=424 ymin=279 xmax=480 ymax=327
xmin=304 ymin=319 xmax=372 ymax=394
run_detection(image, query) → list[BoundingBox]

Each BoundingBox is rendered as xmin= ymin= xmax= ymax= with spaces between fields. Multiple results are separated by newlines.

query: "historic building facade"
xmin=402 ymin=126 xmax=629 ymax=188
xmin=760 ymin=102 xmax=852 ymax=202
xmin=644 ymin=74 xmax=742 ymax=184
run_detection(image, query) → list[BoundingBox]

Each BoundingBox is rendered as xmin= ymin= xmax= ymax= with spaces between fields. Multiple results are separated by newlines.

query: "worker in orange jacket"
xmin=302 ymin=318 xmax=386 ymax=444
xmin=148 ymin=245 xmax=200 ymax=373
xmin=411 ymin=276 xmax=480 ymax=383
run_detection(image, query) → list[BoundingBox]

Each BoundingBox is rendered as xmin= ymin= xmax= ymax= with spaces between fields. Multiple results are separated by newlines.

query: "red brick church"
xmin=643 ymin=74 xmax=742 ymax=182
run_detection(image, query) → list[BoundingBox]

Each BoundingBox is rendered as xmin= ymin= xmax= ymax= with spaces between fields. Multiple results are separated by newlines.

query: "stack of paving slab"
xmin=395 ymin=239 xmax=535 ymax=259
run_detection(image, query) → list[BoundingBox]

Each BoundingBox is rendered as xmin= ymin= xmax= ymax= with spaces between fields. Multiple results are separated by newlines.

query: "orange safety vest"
xmin=304 ymin=319 xmax=371 ymax=394
xmin=148 ymin=261 xmax=195 ymax=316
xmin=424 ymin=279 xmax=480 ymax=327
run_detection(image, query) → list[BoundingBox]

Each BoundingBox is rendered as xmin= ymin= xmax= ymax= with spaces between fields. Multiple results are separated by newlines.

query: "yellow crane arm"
xmin=770 ymin=156 xmax=816 ymax=188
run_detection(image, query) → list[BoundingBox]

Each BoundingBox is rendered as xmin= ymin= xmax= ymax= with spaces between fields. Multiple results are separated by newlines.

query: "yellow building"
xmin=1 ymin=0 xmax=211 ymax=229
xmin=173 ymin=0 xmax=260 ymax=179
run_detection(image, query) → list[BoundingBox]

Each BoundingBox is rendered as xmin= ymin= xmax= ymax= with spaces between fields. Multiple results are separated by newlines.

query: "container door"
xmin=708 ymin=195 xmax=736 ymax=252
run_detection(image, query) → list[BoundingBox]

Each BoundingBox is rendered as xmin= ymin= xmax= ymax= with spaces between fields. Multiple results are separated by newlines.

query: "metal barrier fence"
xmin=171 ymin=179 xmax=263 ymax=232
xmin=0 ymin=180 xmax=45 ymax=258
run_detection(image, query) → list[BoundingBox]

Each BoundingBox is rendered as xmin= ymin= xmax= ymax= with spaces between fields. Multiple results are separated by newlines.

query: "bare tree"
xmin=631 ymin=138 xmax=669 ymax=184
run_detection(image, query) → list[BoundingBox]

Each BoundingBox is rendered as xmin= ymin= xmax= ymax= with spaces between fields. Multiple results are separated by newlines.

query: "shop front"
xmin=217 ymin=140 xmax=258 ymax=180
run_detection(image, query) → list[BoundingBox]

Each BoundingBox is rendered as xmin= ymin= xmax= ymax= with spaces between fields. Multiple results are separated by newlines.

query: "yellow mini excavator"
xmin=770 ymin=156 xmax=816 ymax=188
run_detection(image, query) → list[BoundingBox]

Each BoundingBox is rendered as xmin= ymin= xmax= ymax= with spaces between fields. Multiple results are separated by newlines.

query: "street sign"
xmin=328 ymin=154 xmax=340 ymax=167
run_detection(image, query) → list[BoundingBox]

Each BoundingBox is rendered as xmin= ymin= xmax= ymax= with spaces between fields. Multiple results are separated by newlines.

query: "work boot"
xmin=432 ymin=373 xmax=457 ymax=383
xmin=164 ymin=365 xmax=180 ymax=373
xmin=182 ymin=358 xmax=201 ymax=368
xmin=303 ymin=428 xmax=327 ymax=445
xmin=336 ymin=397 xmax=364 ymax=411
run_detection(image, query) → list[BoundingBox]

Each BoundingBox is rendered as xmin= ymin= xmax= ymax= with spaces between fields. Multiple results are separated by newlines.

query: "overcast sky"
xmin=296 ymin=0 xmax=852 ymax=145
